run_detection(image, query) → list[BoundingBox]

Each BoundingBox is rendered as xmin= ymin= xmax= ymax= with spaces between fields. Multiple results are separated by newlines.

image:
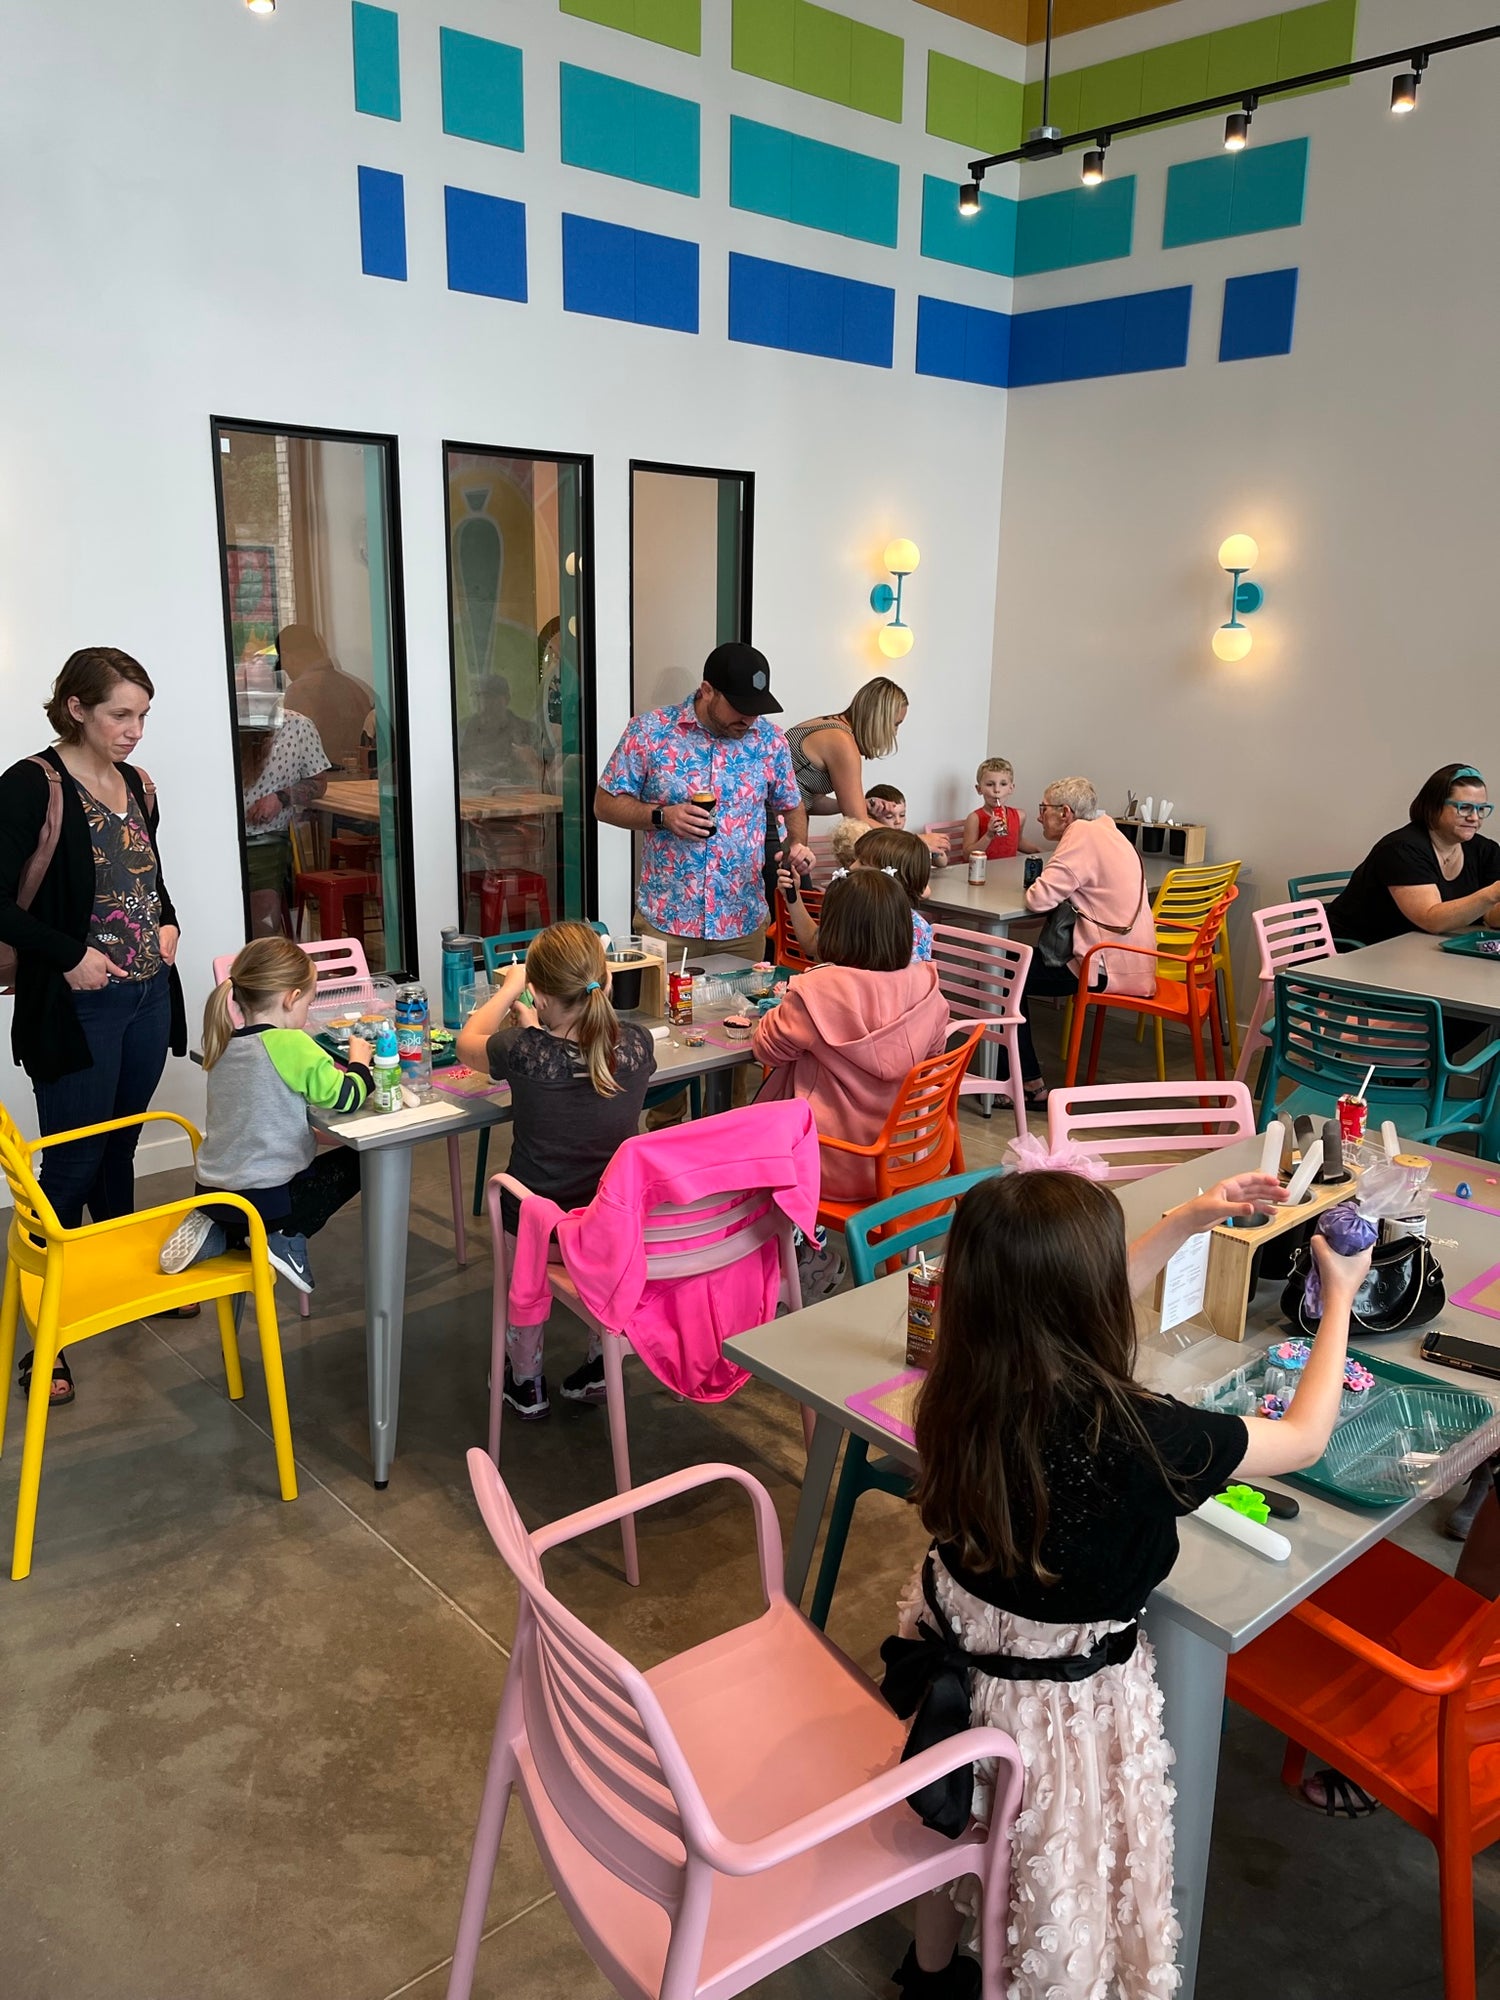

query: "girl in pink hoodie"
xmin=753 ymin=870 xmax=951 ymax=1205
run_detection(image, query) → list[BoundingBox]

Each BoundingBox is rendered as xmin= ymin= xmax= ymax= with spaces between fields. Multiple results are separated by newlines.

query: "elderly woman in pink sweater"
xmin=1007 ymin=775 xmax=1155 ymax=1105
xmin=753 ymin=871 xmax=950 ymax=1204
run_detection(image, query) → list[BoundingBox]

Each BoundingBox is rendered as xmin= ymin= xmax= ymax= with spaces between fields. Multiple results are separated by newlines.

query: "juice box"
xmin=906 ymin=1261 xmax=943 ymax=1369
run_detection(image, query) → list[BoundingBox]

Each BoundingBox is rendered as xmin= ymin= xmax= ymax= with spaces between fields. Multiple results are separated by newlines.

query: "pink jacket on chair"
xmin=506 ymin=1100 xmax=821 ymax=1402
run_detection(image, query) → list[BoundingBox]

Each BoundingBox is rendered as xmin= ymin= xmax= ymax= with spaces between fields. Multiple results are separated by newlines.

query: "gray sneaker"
xmin=160 ymin=1211 xmax=227 ymax=1275
xmin=266 ymin=1232 xmax=314 ymax=1294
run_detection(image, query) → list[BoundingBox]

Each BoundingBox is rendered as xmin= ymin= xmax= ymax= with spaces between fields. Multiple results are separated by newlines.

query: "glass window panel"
xmin=444 ymin=447 xmax=594 ymax=933
xmin=630 ymin=464 xmax=753 ymax=720
xmin=214 ymin=423 xmax=411 ymax=973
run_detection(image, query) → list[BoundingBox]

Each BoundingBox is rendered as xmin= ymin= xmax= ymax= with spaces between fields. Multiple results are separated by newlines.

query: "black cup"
xmin=608 ymin=957 xmax=643 ymax=1010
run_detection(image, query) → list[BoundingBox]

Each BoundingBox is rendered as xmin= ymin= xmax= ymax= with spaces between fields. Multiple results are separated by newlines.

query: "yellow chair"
xmin=1137 ymin=861 xmax=1242 ymax=1078
xmin=0 ymin=1105 xmax=297 ymax=1581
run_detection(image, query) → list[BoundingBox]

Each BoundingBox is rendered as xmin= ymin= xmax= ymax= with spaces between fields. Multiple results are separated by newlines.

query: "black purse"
xmin=1035 ymin=850 xmax=1146 ymax=973
xmin=1279 ymin=1233 xmax=1446 ymax=1338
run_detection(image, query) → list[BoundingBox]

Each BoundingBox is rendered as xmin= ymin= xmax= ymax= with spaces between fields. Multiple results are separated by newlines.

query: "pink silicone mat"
xmin=845 ymin=1368 xmax=925 ymax=1447
xmin=1411 ymin=1150 xmax=1500 ymax=1219
xmin=1452 ymin=1261 xmax=1500 ymax=1322
xmin=430 ymin=1067 xmax=512 ymax=1102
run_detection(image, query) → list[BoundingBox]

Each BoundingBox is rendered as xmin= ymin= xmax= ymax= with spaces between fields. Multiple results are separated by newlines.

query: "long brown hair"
xmin=913 ymin=1172 xmax=1172 ymax=1583
xmin=45 ymin=648 xmax=154 ymax=743
xmin=204 ymin=937 xmax=315 ymax=1068
xmin=525 ymin=921 xmax=621 ymax=1096
xmin=815 ymin=869 xmax=911 ymax=972
xmin=854 ymin=826 xmax=931 ymax=905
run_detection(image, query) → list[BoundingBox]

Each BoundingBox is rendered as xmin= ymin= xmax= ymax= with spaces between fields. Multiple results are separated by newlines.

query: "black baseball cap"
xmin=703 ymin=641 xmax=781 ymax=716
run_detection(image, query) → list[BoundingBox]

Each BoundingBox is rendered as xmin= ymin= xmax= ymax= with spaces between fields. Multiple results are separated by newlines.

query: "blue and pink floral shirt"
xmin=600 ymin=698 xmax=802 ymax=941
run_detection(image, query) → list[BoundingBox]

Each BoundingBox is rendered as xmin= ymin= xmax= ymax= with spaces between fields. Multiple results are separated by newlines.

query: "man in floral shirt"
xmin=596 ymin=643 xmax=813 ymax=949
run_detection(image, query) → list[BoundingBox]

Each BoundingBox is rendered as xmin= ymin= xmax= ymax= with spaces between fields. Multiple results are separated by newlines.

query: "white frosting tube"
xmin=1193 ymin=1498 xmax=1292 ymax=1562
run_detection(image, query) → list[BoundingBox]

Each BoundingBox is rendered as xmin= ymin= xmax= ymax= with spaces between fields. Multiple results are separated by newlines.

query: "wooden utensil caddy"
xmin=1157 ymin=1167 xmax=1363 ymax=1344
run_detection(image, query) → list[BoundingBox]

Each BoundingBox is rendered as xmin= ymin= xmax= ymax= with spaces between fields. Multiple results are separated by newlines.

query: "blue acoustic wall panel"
xmin=562 ymin=214 xmax=699 ymax=331
xmin=445 ymin=187 xmax=527 ymax=301
xmin=560 ymin=65 xmax=700 ymax=196
xmin=729 ymin=117 xmax=898 ymax=247
xmin=440 ymin=28 xmax=524 ymax=151
xmin=1009 ymin=284 xmax=1191 ymax=385
xmin=915 ymin=296 xmax=1010 ymax=388
xmin=1014 ymin=178 xmax=1135 ymax=274
xmin=352 ymin=3 xmax=400 ymax=121
xmin=1163 ymin=137 xmax=1308 ymax=247
xmin=1220 ymin=267 xmax=1298 ymax=359
xmin=728 ymin=252 xmax=893 ymax=367
xmin=920 ymin=174 xmax=1015 ymax=276
xmin=358 ymin=166 xmax=406 ymax=279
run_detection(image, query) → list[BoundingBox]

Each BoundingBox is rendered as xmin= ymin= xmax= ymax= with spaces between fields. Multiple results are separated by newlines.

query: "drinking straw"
xmin=1355 ymin=1065 xmax=1375 ymax=1104
xmin=680 ymin=948 xmax=688 ymax=976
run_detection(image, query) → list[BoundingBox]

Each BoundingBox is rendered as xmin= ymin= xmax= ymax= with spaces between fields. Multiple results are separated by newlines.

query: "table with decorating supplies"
xmin=724 ymin=1134 xmax=1500 ymax=2000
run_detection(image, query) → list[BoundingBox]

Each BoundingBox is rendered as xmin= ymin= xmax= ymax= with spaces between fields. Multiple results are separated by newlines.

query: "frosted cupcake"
xmin=1264 ymin=1337 xmax=1312 ymax=1399
xmin=1340 ymin=1358 xmax=1376 ymax=1419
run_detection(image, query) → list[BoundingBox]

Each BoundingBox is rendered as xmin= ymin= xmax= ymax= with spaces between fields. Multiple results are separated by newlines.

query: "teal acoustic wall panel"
xmin=920 ymin=175 xmax=1015 ymax=277
xmin=441 ymin=28 xmax=524 ymax=151
xmin=352 ymin=3 xmax=400 ymax=121
xmin=1163 ymin=137 xmax=1308 ymax=247
xmin=560 ymin=64 xmax=700 ymax=196
xmin=730 ymin=117 xmax=898 ymax=247
xmin=1014 ymin=178 xmax=1135 ymax=275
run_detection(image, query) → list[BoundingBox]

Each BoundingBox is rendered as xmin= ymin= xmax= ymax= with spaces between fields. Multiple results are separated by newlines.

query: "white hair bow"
xmin=829 ymin=866 xmax=849 ymax=880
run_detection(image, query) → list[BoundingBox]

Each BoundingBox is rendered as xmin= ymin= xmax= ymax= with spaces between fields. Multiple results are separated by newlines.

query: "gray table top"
xmin=1307 ymin=933 xmax=1500 ymax=1020
xmin=725 ymin=1136 xmax=1500 ymax=1652
xmin=924 ymin=858 xmax=1030 ymax=927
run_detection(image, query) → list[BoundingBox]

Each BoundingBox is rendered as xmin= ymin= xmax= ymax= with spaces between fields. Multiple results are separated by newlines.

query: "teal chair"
xmin=1286 ymin=870 xmax=1350 ymax=908
xmin=1258 ymin=969 xmax=1500 ymax=1155
xmin=469 ymin=922 xmax=700 ymax=1214
xmin=807 ymin=1166 xmax=1005 ymax=1631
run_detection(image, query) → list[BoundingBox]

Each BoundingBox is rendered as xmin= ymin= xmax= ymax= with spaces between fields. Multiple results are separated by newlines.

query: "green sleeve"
xmin=263 ymin=1029 xmax=371 ymax=1111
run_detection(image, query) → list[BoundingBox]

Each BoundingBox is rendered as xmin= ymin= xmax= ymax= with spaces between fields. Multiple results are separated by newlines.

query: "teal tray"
xmin=1290 ymin=1350 xmax=1495 ymax=1509
xmin=1440 ymin=930 xmax=1500 ymax=958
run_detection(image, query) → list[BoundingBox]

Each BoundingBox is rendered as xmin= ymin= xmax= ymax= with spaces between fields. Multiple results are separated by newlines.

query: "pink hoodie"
xmin=752 ymin=961 xmax=951 ymax=1202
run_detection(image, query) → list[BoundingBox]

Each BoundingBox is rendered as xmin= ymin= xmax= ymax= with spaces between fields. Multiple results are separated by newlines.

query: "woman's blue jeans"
xmin=32 ymin=968 xmax=172 ymax=1230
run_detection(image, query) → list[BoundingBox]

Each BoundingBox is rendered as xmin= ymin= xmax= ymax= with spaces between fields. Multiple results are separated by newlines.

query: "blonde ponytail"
xmin=525 ymin=921 xmax=621 ymax=1098
xmin=203 ymin=936 xmax=317 ymax=1069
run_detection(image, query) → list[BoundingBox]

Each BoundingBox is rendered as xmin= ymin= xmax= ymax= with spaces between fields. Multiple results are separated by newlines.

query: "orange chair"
xmin=1226 ymin=1538 xmax=1500 ymax=2000
xmin=815 ymin=1025 xmax=985 ymax=1237
xmin=769 ymin=883 xmax=824 ymax=972
xmin=1064 ymin=888 xmax=1237 ymax=1086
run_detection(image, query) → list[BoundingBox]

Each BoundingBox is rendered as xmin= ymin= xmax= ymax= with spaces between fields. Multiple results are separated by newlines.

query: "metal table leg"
xmin=784 ymin=1413 xmax=844 ymax=1603
xmin=1146 ymin=1608 xmax=1229 ymax=2000
xmin=361 ymin=1143 xmax=413 ymax=1488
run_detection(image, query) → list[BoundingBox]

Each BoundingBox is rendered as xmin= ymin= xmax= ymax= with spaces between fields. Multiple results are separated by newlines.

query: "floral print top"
xmin=599 ymin=698 xmax=802 ymax=941
xmin=911 ymin=909 xmax=933 ymax=963
xmin=75 ymin=780 xmax=162 ymax=980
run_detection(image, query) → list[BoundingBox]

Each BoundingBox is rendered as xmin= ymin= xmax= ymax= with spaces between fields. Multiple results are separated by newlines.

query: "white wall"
xmin=993 ymin=0 xmax=1497 ymax=979
xmin=0 ymin=0 xmax=1017 ymax=1165
xmin=631 ymin=470 xmax=723 ymax=718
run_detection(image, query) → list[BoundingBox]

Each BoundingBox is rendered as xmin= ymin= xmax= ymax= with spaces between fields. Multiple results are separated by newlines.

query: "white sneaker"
xmin=160 ymin=1211 xmax=225 ymax=1275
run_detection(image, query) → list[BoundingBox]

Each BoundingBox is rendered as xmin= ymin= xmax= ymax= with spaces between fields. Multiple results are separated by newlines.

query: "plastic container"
xmin=1301 ymin=1383 xmax=1495 ymax=1505
xmin=395 ymin=983 xmax=433 ymax=1097
xmin=372 ymin=1024 xmax=402 ymax=1113
xmin=309 ymin=972 xmax=396 ymax=1055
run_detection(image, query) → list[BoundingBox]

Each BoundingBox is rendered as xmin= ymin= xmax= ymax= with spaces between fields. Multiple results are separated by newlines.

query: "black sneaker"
xmin=266 ymin=1231 xmax=314 ymax=1294
xmin=892 ymin=1945 xmax=981 ymax=1999
xmin=560 ymin=1354 xmax=607 ymax=1404
xmin=503 ymin=1362 xmax=550 ymax=1420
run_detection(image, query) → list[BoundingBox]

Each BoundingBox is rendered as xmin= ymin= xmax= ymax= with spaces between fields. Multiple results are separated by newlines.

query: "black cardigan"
xmin=0 ymin=748 xmax=187 ymax=1084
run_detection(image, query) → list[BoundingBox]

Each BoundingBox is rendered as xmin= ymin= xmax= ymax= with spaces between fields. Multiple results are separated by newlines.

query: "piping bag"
xmin=1302 ymin=1152 xmax=1433 ymax=1317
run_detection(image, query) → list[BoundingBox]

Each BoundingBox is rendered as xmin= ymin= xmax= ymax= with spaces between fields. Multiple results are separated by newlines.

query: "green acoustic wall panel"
xmin=352 ymin=3 xmax=400 ymax=121
xmin=1277 ymin=0 xmax=1357 ymax=78
xmin=1140 ymin=36 xmax=1209 ymax=117
xmin=920 ymin=174 xmax=1015 ymax=276
xmin=440 ymin=28 xmax=524 ymax=150
xmin=926 ymin=51 xmax=1024 ymax=154
xmin=1014 ymin=177 xmax=1135 ymax=273
xmin=560 ymin=0 xmax=701 ymax=57
xmin=731 ymin=119 xmax=898 ymax=244
xmin=732 ymin=0 xmax=902 ymax=122
xmin=1207 ymin=15 xmax=1283 ymax=95
xmin=1076 ymin=52 xmax=1143 ymax=131
xmin=1163 ymin=136 xmax=1308 ymax=247
xmin=560 ymin=64 xmax=700 ymax=195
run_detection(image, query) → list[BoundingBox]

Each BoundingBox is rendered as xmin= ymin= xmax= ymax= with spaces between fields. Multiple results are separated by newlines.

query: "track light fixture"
xmin=1081 ymin=138 xmax=1108 ymax=185
xmin=1391 ymin=52 xmax=1427 ymax=113
xmin=958 ymin=180 xmax=981 ymax=216
xmin=1224 ymin=101 xmax=1254 ymax=151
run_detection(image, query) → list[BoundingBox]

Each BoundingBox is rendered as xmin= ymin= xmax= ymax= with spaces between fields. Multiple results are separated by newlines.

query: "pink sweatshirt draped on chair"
xmin=506 ymin=1100 xmax=821 ymax=1401
xmin=751 ymin=962 xmax=950 ymax=1203
xmin=1024 ymin=812 xmax=1157 ymax=999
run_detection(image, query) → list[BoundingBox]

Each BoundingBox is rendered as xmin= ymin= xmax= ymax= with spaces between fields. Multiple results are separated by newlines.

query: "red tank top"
xmin=975 ymin=806 xmax=1020 ymax=859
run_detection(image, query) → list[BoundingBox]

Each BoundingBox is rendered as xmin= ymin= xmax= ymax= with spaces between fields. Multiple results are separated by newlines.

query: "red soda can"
xmin=1336 ymin=1095 xmax=1367 ymax=1145
xmin=668 ymin=971 xmax=693 ymax=1025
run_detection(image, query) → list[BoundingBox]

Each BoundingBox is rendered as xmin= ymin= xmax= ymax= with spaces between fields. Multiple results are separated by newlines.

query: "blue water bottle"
xmin=441 ymin=931 xmax=476 ymax=1029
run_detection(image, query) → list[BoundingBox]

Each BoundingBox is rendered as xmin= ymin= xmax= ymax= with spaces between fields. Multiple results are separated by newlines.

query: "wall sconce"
xmin=1211 ymin=534 xmax=1264 ymax=661
xmin=870 ymin=538 xmax=919 ymax=658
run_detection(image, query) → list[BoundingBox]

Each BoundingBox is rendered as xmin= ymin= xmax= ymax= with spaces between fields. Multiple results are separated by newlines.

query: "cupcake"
xmin=1340 ymin=1358 xmax=1376 ymax=1419
xmin=1257 ymin=1393 xmax=1289 ymax=1421
xmin=1265 ymin=1338 xmax=1312 ymax=1400
xmin=722 ymin=1013 xmax=753 ymax=1042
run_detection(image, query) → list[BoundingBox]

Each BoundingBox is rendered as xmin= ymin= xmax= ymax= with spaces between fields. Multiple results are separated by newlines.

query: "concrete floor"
xmin=2 ymin=1001 xmax=1497 ymax=1999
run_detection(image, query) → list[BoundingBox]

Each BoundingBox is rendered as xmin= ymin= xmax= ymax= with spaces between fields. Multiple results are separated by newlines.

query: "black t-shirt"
xmin=936 ymin=1393 xmax=1248 ymax=1624
xmin=1330 ymin=823 xmax=1500 ymax=946
xmin=485 ymin=1021 xmax=656 ymax=1230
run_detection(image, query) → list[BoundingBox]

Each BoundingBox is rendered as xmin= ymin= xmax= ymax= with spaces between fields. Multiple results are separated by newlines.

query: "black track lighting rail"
xmin=964 ymin=20 xmax=1500 ymax=180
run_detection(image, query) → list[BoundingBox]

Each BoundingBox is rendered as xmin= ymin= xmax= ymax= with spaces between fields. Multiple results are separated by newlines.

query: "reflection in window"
xmin=213 ymin=425 xmax=410 ymax=973
xmin=445 ymin=448 xmax=592 ymax=935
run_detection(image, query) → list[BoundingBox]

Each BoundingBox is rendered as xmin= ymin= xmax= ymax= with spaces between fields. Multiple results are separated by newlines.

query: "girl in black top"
xmin=0 ymin=650 xmax=187 ymax=1407
xmin=889 ymin=1170 xmax=1370 ymax=2000
xmin=1330 ymin=763 xmax=1500 ymax=946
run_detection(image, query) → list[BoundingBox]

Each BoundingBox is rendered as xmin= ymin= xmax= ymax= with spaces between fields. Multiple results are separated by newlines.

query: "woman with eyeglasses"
xmin=1329 ymin=764 xmax=1500 ymax=946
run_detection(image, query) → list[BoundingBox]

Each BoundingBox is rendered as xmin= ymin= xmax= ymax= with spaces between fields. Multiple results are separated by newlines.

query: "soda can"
xmin=967 ymin=851 xmax=988 ymax=884
xmin=1336 ymin=1094 xmax=1368 ymax=1145
xmin=1023 ymin=855 xmax=1044 ymax=889
xmin=668 ymin=971 xmax=694 ymax=1025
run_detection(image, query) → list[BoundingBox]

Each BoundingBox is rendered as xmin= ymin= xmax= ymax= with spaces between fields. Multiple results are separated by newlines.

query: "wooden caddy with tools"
xmin=1196 ymin=1167 xmax=1362 ymax=1343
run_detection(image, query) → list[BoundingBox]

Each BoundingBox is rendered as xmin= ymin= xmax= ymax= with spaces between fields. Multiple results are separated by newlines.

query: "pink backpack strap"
xmin=124 ymin=762 xmax=157 ymax=821
xmin=16 ymin=755 xmax=64 ymax=909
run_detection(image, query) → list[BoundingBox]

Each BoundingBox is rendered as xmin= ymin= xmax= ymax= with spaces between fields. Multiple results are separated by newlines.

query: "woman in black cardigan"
xmin=0 ymin=648 xmax=187 ymax=1405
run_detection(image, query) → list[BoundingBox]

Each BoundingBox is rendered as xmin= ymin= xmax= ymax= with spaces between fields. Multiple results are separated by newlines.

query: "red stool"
xmin=295 ymin=869 xmax=380 ymax=943
xmin=330 ymin=833 xmax=380 ymax=871
xmin=479 ymin=870 xmax=551 ymax=935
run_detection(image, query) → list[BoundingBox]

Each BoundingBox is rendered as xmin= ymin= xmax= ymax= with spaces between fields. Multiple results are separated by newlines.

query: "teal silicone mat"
xmin=1290 ymin=1350 xmax=1495 ymax=1509
xmin=1440 ymin=930 xmax=1500 ymax=958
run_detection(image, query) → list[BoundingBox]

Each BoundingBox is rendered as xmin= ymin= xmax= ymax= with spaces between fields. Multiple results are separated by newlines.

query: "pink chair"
xmin=488 ymin=1163 xmax=803 ymax=1587
xmin=445 ymin=1448 xmax=1024 ymax=2000
xmin=1046 ymin=1078 xmax=1258 ymax=1181
xmin=929 ymin=924 xmax=1034 ymax=1138
xmin=1233 ymin=900 xmax=1337 ymax=1086
xmin=924 ymin=818 xmax=968 ymax=860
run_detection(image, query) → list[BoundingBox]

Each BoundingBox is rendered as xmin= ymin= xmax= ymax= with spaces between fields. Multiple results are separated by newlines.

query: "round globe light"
xmin=883 ymin=538 xmax=920 ymax=576
xmin=1212 ymin=623 xmax=1253 ymax=663
xmin=1218 ymin=534 xmax=1259 ymax=573
xmin=878 ymin=624 xmax=915 ymax=659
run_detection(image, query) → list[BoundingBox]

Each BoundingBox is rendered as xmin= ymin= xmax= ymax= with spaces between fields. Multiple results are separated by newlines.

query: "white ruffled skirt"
xmin=897 ymin=1553 xmax=1181 ymax=2000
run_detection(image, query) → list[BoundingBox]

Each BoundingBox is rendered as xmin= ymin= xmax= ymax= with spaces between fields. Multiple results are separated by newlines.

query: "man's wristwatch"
xmin=651 ymin=806 xmax=665 ymax=828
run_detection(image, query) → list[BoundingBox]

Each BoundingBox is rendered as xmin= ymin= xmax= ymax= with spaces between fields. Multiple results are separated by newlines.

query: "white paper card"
xmin=1158 ymin=1231 xmax=1211 ymax=1334
xmin=326 ymin=1099 xmax=467 ymax=1137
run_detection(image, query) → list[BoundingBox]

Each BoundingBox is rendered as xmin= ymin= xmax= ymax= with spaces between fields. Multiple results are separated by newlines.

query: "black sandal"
xmin=17 ymin=1350 xmax=74 ymax=1406
xmin=892 ymin=1945 xmax=980 ymax=1999
xmin=1299 ymin=1767 xmax=1380 ymax=1818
